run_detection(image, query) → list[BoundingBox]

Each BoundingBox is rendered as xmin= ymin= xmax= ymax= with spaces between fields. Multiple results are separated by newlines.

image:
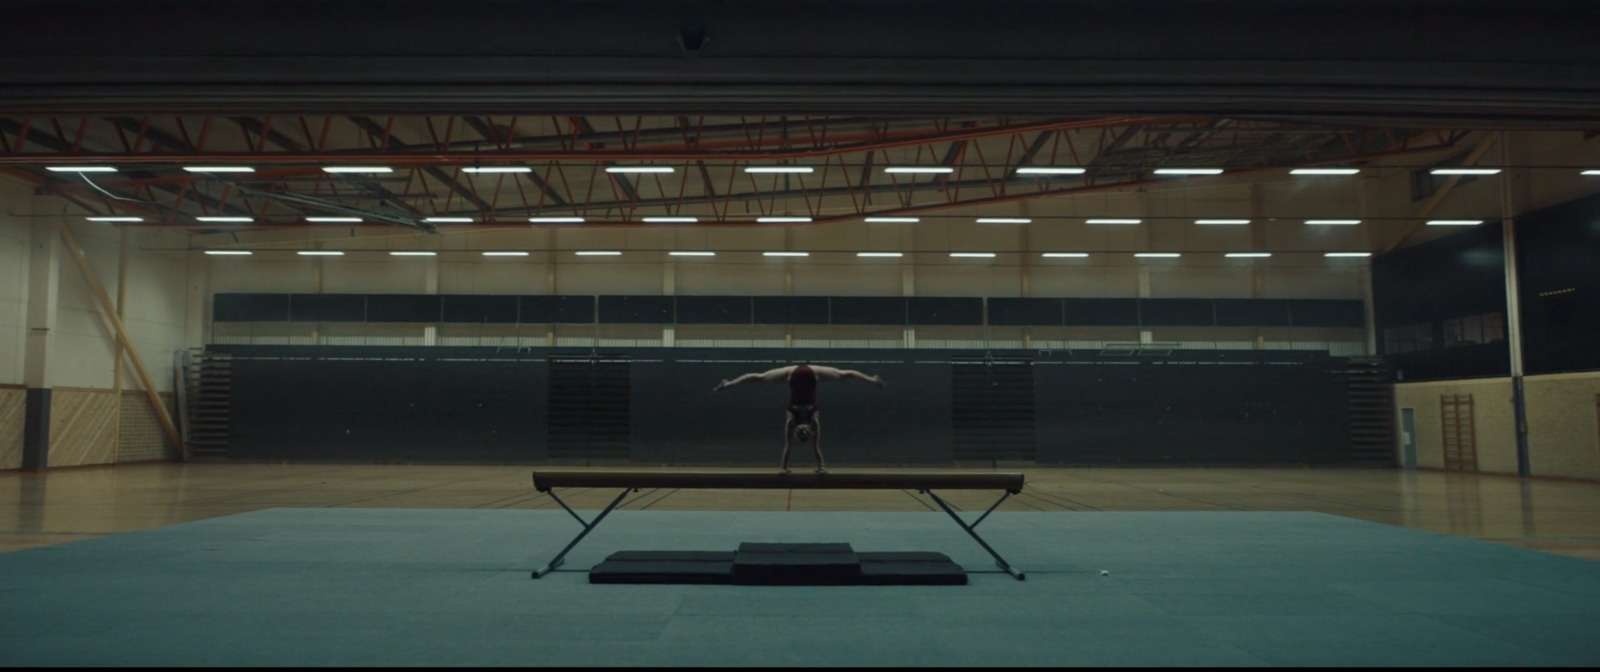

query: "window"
xmin=1439 ymin=312 xmax=1505 ymax=348
xmin=1383 ymin=323 xmax=1434 ymax=354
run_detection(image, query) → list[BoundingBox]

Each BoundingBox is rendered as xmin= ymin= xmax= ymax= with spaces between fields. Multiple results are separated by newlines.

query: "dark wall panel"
xmin=599 ymin=295 xmax=674 ymax=324
xmin=289 ymin=294 xmax=366 ymax=322
xmin=1139 ymin=299 xmax=1215 ymax=327
xmin=1372 ymin=221 xmax=1509 ymax=380
xmin=629 ymin=358 xmax=952 ymax=465
xmin=214 ymin=293 xmax=290 ymax=322
xmin=1288 ymin=299 xmax=1365 ymax=328
xmin=1034 ymin=361 xmax=1348 ymax=465
xmin=907 ymin=297 xmax=983 ymax=326
xmin=1064 ymin=299 xmax=1139 ymax=326
xmin=442 ymin=295 xmax=518 ymax=324
xmin=1517 ymin=191 xmax=1600 ymax=374
xmin=519 ymin=295 xmax=595 ymax=324
xmin=229 ymin=358 xmax=547 ymax=462
xmin=674 ymin=296 xmax=753 ymax=325
xmin=830 ymin=297 xmax=906 ymax=325
xmin=988 ymin=298 xmax=1062 ymax=326
xmin=753 ymin=296 xmax=830 ymax=325
xmin=1216 ymin=299 xmax=1289 ymax=327
xmin=366 ymin=294 xmax=442 ymax=323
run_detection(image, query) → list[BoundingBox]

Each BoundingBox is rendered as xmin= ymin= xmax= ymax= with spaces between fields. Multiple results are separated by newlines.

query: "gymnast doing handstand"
xmin=712 ymin=364 xmax=885 ymax=474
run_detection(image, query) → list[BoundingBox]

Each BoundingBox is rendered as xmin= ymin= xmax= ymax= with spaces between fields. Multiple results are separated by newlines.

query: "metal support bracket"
xmin=531 ymin=487 xmax=633 ymax=579
xmin=920 ymin=488 xmax=1026 ymax=580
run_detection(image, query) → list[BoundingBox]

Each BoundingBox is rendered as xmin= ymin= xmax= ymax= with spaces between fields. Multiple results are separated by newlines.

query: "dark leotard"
xmin=788 ymin=365 xmax=818 ymax=422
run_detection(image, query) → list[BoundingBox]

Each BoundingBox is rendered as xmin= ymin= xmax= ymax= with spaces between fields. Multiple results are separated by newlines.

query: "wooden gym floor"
xmin=1 ymin=464 xmax=1597 ymax=561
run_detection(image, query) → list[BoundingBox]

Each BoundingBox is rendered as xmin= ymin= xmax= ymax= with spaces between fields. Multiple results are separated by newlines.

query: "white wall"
xmin=0 ymin=179 xmax=31 ymax=385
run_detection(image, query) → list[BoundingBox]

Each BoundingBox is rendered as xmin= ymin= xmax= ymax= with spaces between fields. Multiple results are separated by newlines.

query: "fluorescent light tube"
xmin=605 ymin=166 xmax=674 ymax=174
xmin=1305 ymin=219 xmax=1361 ymax=225
xmin=949 ymin=252 xmax=996 ymax=258
xmin=763 ymin=251 xmax=809 ymax=257
xmin=1226 ymin=252 xmax=1272 ymax=258
xmin=856 ymin=252 xmax=904 ymax=258
xmin=884 ymin=167 xmax=954 ymax=174
xmin=1041 ymin=253 xmax=1089 ymax=258
xmin=643 ymin=216 xmax=698 ymax=223
xmin=1016 ymin=167 xmax=1086 ymax=175
xmin=47 ymin=166 xmax=116 ymax=172
xmin=1087 ymin=218 xmax=1142 ymax=225
xmin=423 ymin=217 xmax=473 ymax=223
xmin=306 ymin=217 xmax=363 ymax=223
xmin=575 ymin=250 xmax=622 ymax=256
xmin=1291 ymin=168 xmax=1361 ymax=175
xmin=1154 ymin=168 xmax=1224 ymax=175
xmin=462 ymin=167 xmax=531 ymax=173
xmin=1195 ymin=219 xmax=1250 ymax=225
xmin=204 ymin=250 xmax=253 ymax=256
xmin=744 ymin=166 xmax=814 ymax=174
xmin=758 ymin=217 xmax=812 ymax=223
xmin=1430 ymin=168 xmax=1500 ymax=175
xmin=669 ymin=251 xmax=716 ymax=257
xmin=865 ymin=217 xmax=920 ymax=223
xmin=1325 ymin=252 xmax=1373 ymax=258
xmin=482 ymin=251 xmax=530 ymax=257
xmin=322 ymin=166 xmax=393 ymax=173
xmin=389 ymin=251 xmax=437 ymax=256
xmin=1135 ymin=253 xmax=1181 ymax=258
xmin=976 ymin=218 xmax=1031 ymax=224
xmin=196 ymin=216 xmax=253 ymax=223
xmin=297 ymin=251 xmax=344 ymax=256
xmin=86 ymin=216 xmax=143 ymax=222
xmin=184 ymin=166 xmax=255 ymax=173
xmin=528 ymin=217 xmax=585 ymax=223
xmin=1426 ymin=220 xmax=1483 ymax=226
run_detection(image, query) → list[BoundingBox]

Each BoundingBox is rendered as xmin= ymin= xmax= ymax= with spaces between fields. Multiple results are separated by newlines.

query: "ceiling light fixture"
xmin=86 ymin=216 xmax=143 ymax=222
xmin=1087 ymin=218 xmax=1142 ymax=225
xmin=744 ymin=166 xmax=814 ymax=174
xmin=976 ymin=218 xmax=1032 ymax=224
xmin=1153 ymin=168 xmax=1224 ymax=175
xmin=643 ymin=216 xmax=699 ymax=223
xmin=763 ymin=251 xmax=809 ymax=257
xmin=1582 ymin=169 xmax=1600 ymax=176
xmin=423 ymin=217 xmax=474 ymax=223
xmin=184 ymin=166 xmax=255 ymax=173
xmin=1041 ymin=253 xmax=1090 ymax=258
xmin=1016 ymin=167 xmax=1086 ymax=175
xmin=47 ymin=166 xmax=116 ymax=172
xmin=462 ymin=167 xmax=532 ymax=173
xmin=1134 ymin=252 xmax=1181 ymax=258
xmin=575 ymin=250 xmax=623 ymax=256
xmin=856 ymin=252 xmax=904 ymax=258
xmin=196 ymin=216 xmax=253 ymax=223
xmin=1325 ymin=252 xmax=1373 ymax=258
xmin=1305 ymin=219 xmax=1361 ymax=226
xmin=1430 ymin=168 xmax=1501 ymax=175
xmin=864 ymin=217 xmax=920 ymax=223
xmin=1290 ymin=168 xmax=1361 ymax=175
xmin=668 ymin=251 xmax=716 ymax=257
xmin=322 ymin=166 xmax=393 ymax=173
xmin=1195 ymin=219 xmax=1251 ymax=225
xmin=949 ymin=252 xmax=996 ymax=258
xmin=1225 ymin=252 xmax=1272 ymax=258
xmin=203 ymin=250 xmax=253 ymax=256
xmin=297 ymin=251 xmax=344 ymax=256
xmin=758 ymin=216 xmax=813 ymax=223
xmin=528 ymin=216 xmax=585 ymax=223
xmin=389 ymin=251 xmax=437 ymax=257
xmin=1426 ymin=220 xmax=1484 ymax=226
xmin=604 ymin=166 xmax=674 ymax=174
xmin=481 ymin=251 xmax=531 ymax=257
xmin=884 ymin=167 xmax=954 ymax=174
xmin=306 ymin=217 xmax=364 ymax=223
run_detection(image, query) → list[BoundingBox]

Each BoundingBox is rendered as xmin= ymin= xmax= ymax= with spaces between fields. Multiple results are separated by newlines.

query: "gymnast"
xmin=712 ymin=364 xmax=885 ymax=474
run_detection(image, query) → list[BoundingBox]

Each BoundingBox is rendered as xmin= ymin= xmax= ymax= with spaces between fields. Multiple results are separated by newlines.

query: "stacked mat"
xmin=589 ymin=542 xmax=967 ymax=585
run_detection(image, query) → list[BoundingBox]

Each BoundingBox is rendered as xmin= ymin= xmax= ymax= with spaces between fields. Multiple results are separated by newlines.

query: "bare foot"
xmin=814 ymin=467 xmax=828 ymax=475
xmin=779 ymin=467 xmax=791 ymax=475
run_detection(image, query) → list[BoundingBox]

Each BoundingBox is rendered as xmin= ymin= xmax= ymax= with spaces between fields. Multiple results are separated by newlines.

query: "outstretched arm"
xmin=713 ymin=366 xmax=794 ymax=392
xmin=812 ymin=366 xmax=886 ymax=387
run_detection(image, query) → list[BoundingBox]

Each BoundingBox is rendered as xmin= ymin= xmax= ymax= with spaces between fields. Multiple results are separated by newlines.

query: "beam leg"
xmin=532 ymin=488 xmax=631 ymax=579
xmin=922 ymin=489 xmax=1026 ymax=580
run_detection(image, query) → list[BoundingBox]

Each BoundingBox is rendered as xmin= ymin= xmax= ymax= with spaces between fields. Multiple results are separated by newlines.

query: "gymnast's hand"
xmin=712 ymin=379 xmax=730 ymax=392
xmin=872 ymin=375 xmax=887 ymax=388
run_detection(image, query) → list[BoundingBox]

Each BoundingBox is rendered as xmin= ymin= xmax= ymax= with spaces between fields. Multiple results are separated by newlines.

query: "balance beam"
xmin=532 ymin=470 xmax=1024 ymax=493
xmin=530 ymin=469 xmax=1028 ymax=581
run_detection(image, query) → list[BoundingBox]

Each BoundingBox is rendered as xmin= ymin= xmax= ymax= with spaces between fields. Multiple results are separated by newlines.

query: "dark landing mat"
xmin=734 ymin=542 xmax=861 ymax=585
xmin=588 ymin=547 xmax=967 ymax=585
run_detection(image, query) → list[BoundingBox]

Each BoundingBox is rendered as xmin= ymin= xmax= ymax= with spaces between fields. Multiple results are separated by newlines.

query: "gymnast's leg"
xmin=811 ymin=413 xmax=826 ymax=474
xmin=780 ymin=411 xmax=796 ymax=474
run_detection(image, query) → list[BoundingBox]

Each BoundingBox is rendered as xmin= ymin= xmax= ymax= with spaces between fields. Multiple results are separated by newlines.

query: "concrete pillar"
xmin=662 ymin=260 xmax=676 ymax=347
xmin=22 ymin=207 xmax=61 ymax=470
xmin=422 ymin=256 xmax=439 ymax=346
xmin=1500 ymin=133 xmax=1531 ymax=475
